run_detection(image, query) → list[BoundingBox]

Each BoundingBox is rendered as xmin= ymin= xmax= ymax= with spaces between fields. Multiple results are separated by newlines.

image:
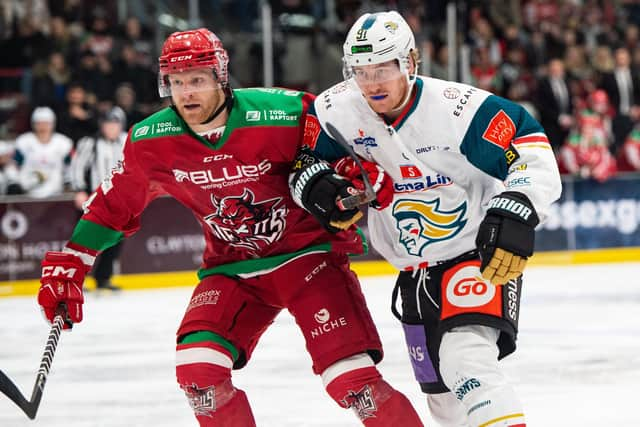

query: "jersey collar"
xmin=379 ymin=77 xmax=423 ymax=130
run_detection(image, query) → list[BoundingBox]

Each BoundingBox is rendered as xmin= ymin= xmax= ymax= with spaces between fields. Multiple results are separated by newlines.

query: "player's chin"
xmin=367 ymin=97 xmax=392 ymax=113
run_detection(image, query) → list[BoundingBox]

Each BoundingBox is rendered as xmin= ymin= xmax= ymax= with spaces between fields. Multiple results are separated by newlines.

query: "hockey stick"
xmin=325 ymin=122 xmax=378 ymax=210
xmin=0 ymin=308 xmax=66 ymax=419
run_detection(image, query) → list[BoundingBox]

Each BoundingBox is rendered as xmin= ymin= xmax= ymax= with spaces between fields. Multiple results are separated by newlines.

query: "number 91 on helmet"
xmin=342 ymin=11 xmax=417 ymax=86
xmin=157 ymin=28 xmax=230 ymax=98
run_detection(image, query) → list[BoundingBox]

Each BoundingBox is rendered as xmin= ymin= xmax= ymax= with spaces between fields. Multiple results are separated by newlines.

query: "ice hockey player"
xmin=290 ymin=10 xmax=562 ymax=427
xmin=36 ymin=28 xmax=425 ymax=426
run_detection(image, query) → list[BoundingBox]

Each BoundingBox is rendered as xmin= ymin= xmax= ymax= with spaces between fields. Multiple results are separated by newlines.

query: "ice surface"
xmin=1 ymin=262 xmax=639 ymax=426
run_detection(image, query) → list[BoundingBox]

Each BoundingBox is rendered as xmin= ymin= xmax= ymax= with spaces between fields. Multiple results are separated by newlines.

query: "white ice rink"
xmin=1 ymin=262 xmax=639 ymax=426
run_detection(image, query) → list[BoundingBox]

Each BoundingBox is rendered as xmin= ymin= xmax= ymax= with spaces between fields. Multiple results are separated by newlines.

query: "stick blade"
xmin=0 ymin=370 xmax=37 ymax=419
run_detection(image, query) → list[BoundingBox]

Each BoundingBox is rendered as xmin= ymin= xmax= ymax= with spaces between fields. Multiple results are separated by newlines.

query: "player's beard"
xmin=176 ymin=88 xmax=225 ymax=128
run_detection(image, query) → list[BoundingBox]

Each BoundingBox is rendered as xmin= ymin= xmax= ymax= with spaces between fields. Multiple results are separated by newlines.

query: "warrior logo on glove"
xmin=476 ymin=191 xmax=539 ymax=285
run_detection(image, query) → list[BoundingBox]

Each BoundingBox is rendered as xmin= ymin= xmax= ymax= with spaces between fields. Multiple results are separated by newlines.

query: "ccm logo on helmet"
xmin=42 ymin=266 xmax=78 ymax=278
xmin=170 ymin=55 xmax=192 ymax=62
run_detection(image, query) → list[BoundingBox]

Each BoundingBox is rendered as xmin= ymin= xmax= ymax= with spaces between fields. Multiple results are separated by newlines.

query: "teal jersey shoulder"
xmin=460 ymin=94 xmax=544 ymax=180
xmin=130 ymin=107 xmax=187 ymax=143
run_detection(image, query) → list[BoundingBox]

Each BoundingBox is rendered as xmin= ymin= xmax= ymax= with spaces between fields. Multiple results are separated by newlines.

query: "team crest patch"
xmin=393 ymin=199 xmax=467 ymax=256
xmin=204 ymin=189 xmax=287 ymax=256
xmin=183 ymin=383 xmax=216 ymax=417
xmin=482 ymin=110 xmax=516 ymax=150
xmin=341 ymin=385 xmax=377 ymax=420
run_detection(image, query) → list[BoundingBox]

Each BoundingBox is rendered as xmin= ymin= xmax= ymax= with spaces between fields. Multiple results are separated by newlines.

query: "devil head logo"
xmin=204 ymin=189 xmax=287 ymax=253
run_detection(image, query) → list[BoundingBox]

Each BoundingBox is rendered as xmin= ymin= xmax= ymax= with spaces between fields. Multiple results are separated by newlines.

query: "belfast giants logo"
xmin=392 ymin=198 xmax=467 ymax=256
xmin=204 ymin=189 xmax=287 ymax=254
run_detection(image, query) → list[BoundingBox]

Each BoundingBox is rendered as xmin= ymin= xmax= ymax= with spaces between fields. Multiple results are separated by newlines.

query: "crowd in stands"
xmin=1 ymin=0 xmax=640 ymax=199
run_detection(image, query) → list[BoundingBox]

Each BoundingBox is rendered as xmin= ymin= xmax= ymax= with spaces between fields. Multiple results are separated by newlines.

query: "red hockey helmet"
xmin=157 ymin=28 xmax=229 ymax=97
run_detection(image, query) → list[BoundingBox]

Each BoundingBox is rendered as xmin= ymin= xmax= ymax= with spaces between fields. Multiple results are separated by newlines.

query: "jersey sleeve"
xmin=302 ymin=101 xmax=349 ymax=161
xmin=65 ymin=130 xmax=165 ymax=263
xmin=460 ymin=94 xmax=562 ymax=222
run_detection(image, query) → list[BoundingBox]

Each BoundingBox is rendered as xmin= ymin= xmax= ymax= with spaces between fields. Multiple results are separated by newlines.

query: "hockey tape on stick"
xmin=0 ymin=307 xmax=66 ymax=419
xmin=325 ymin=122 xmax=377 ymax=210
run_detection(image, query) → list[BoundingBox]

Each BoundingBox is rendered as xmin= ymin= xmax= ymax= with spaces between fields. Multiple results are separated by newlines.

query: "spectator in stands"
xmin=115 ymin=16 xmax=153 ymax=68
xmin=70 ymin=106 xmax=127 ymax=291
xmin=5 ymin=106 xmax=73 ymax=197
xmin=618 ymin=125 xmax=640 ymax=172
xmin=113 ymin=83 xmax=145 ymax=129
xmin=31 ymin=51 xmax=72 ymax=107
xmin=55 ymin=82 xmax=97 ymax=145
xmin=470 ymin=46 xmax=502 ymax=93
xmin=73 ymin=49 xmax=115 ymax=110
xmin=599 ymin=46 xmax=640 ymax=153
xmin=47 ymin=15 xmax=81 ymax=63
xmin=559 ymin=90 xmax=617 ymax=182
xmin=536 ymin=58 xmax=574 ymax=152
xmin=112 ymin=43 xmax=157 ymax=107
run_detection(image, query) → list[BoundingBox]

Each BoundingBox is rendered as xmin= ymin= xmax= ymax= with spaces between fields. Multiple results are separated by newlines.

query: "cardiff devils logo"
xmin=204 ymin=189 xmax=287 ymax=254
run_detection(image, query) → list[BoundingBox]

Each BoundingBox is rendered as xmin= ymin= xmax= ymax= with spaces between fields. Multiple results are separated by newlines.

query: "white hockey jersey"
xmin=10 ymin=132 xmax=73 ymax=198
xmin=308 ymin=77 xmax=562 ymax=270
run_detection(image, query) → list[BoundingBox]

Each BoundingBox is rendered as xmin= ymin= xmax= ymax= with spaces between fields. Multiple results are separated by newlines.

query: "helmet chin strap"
xmin=200 ymin=89 xmax=233 ymax=125
xmin=389 ymin=70 xmax=418 ymax=114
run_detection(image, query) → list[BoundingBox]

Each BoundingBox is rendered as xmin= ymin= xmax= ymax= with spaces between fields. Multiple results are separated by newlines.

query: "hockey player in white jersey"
xmin=290 ymin=10 xmax=562 ymax=427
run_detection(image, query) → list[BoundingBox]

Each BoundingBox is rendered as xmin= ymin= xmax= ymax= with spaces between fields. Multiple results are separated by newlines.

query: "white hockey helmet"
xmin=342 ymin=11 xmax=416 ymax=81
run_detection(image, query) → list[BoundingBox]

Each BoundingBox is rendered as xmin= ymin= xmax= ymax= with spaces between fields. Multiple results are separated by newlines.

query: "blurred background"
xmin=0 ymin=0 xmax=639 ymax=289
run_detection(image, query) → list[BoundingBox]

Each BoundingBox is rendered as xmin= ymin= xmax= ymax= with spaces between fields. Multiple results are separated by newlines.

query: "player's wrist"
xmin=486 ymin=191 xmax=539 ymax=228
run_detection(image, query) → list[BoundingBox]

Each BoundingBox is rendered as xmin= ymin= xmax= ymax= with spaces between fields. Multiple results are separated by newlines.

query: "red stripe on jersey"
xmin=513 ymin=135 xmax=549 ymax=144
xmin=177 ymin=341 xmax=234 ymax=360
xmin=65 ymin=242 xmax=98 ymax=257
xmin=385 ymin=87 xmax=418 ymax=129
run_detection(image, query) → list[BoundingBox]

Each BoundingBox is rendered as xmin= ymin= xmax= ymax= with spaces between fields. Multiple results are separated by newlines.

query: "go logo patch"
xmin=441 ymin=261 xmax=501 ymax=320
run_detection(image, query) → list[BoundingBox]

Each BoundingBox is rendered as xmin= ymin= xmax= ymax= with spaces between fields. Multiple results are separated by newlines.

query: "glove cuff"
xmin=486 ymin=191 xmax=539 ymax=228
xmin=291 ymin=162 xmax=333 ymax=208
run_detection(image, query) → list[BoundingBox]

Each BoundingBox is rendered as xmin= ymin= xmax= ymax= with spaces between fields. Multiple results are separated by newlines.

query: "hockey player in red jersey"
xmin=36 ymin=28 xmax=424 ymax=426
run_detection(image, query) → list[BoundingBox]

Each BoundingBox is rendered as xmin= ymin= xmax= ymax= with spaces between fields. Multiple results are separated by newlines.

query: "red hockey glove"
xmin=333 ymin=158 xmax=394 ymax=210
xmin=38 ymin=251 xmax=88 ymax=329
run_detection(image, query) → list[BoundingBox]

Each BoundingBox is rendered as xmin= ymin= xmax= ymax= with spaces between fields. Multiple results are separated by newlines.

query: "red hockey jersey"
xmin=66 ymin=88 xmax=365 ymax=279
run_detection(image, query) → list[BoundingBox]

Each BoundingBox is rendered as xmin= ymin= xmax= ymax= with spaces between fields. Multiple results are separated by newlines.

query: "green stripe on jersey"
xmin=179 ymin=331 xmax=240 ymax=362
xmin=70 ymin=219 xmax=124 ymax=251
xmin=197 ymin=242 xmax=333 ymax=279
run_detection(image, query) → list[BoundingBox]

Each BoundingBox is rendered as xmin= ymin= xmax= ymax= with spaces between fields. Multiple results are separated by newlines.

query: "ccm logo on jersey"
xmin=487 ymin=196 xmax=533 ymax=221
xmin=42 ymin=266 xmax=78 ymax=278
xmin=482 ymin=110 xmax=516 ymax=150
